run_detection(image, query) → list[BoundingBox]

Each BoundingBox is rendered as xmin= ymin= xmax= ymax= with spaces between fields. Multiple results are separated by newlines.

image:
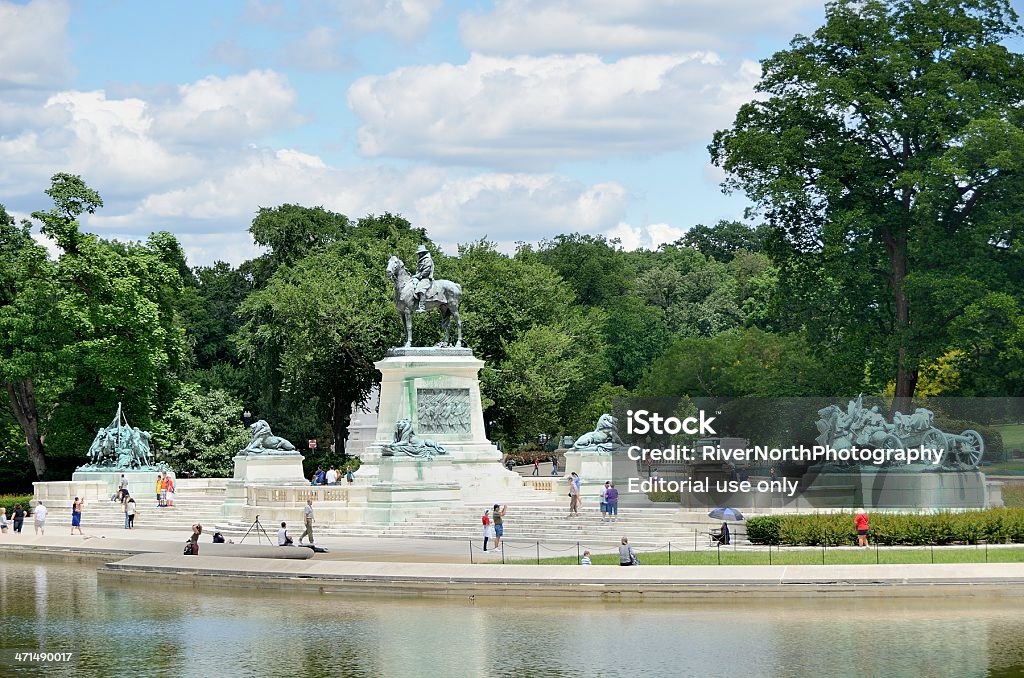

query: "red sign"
xmin=308 ymin=439 xmax=317 ymax=449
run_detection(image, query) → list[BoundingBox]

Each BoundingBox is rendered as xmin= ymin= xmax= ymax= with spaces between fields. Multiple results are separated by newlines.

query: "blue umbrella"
xmin=708 ymin=507 xmax=744 ymax=521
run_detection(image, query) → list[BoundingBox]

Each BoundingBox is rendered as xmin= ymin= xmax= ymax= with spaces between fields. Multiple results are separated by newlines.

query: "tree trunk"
xmin=331 ymin=392 xmax=352 ymax=459
xmin=882 ymin=223 xmax=918 ymax=413
xmin=5 ymin=377 xmax=47 ymax=477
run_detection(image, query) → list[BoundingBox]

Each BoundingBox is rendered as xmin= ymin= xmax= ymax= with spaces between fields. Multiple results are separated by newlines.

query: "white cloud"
xmin=459 ymin=0 xmax=822 ymax=55
xmin=606 ymin=221 xmax=685 ymax=251
xmin=280 ymin=27 xmax=353 ymax=72
xmin=86 ymin=146 xmax=630 ymax=265
xmin=349 ymin=52 xmax=761 ymax=169
xmin=0 ymin=0 xmax=72 ymax=89
xmin=340 ymin=0 xmax=442 ymax=41
xmin=153 ymin=70 xmax=301 ymax=144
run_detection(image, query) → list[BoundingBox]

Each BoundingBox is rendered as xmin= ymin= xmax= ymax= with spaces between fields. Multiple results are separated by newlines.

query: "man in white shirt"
xmin=326 ymin=467 xmax=338 ymax=485
xmin=34 ymin=502 xmax=48 ymax=535
xmin=277 ymin=521 xmax=293 ymax=546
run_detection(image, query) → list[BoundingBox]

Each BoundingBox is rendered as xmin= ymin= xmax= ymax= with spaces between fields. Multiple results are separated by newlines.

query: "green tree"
xmin=1 ymin=175 xmax=189 ymax=477
xmin=636 ymin=328 xmax=835 ymax=398
xmin=710 ymin=0 xmax=1024 ymax=404
xmin=524 ymin=233 xmax=632 ymax=307
xmin=679 ymin=220 xmax=771 ymax=262
xmin=156 ymin=384 xmax=250 ymax=477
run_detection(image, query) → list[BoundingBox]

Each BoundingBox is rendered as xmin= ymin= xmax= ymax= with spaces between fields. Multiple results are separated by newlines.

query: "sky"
xmin=0 ymin=0 xmax=941 ymax=266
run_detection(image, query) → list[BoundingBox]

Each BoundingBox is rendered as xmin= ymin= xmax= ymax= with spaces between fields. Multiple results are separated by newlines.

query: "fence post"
xmin=717 ymin=542 xmax=721 ymax=565
xmin=577 ymin=541 xmax=580 ymax=565
xmin=930 ymin=545 xmax=934 ymax=564
xmin=875 ymin=540 xmax=879 ymax=565
xmin=668 ymin=541 xmax=672 ymax=566
xmin=469 ymin=539 xmax=474 ymax=564
xmin=985 ymin=540 xmax=988 ymax=563
xmin=501 ymin=540 xmax=505 ymax=565
xmin=536 ymin=541 xmax=540 ymax=565
xmin=822 ymin=530 xmax=826 ymax=565
xmin=768 ymin=539 xmax=772 ymax=566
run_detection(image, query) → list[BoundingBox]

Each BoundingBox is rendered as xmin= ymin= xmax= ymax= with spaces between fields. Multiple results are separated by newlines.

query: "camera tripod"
xmin=239 ymin=514 xmax=272 ymax=545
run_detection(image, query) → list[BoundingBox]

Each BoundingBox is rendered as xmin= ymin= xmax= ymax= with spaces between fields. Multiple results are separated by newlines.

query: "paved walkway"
xmin=3 ymin=526 xmax=1024 ymax=598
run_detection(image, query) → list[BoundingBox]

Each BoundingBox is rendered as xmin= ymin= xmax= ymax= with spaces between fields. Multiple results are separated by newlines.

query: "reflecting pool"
xmin=1 ymin=558 xmax=1023 ymax=677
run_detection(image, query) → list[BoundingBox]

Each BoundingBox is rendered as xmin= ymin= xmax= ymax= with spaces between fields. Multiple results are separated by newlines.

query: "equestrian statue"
xmin=386 ymin=246 xmax=463 ymax=348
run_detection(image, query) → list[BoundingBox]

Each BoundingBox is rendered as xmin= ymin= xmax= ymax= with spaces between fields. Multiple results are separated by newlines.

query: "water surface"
xmin=1 ymin=558 xmax=1023 ymax=677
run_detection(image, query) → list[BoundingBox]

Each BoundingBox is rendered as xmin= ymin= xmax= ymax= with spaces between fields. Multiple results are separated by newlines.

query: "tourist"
xmin=346 ymin=468 xmax=354 ymax=484
xmin=326 ymin=466 xmax=338 ymax=485
xmin=165 ymin=474 xmax=175 ymax=507
xmin=567 ymin=472 xmax=581 ymax=518
xmin=123 ymin=495 xmax=130 ymax=528
xmin=580 ymin=550 xmax=592 ymax=565
xmin=299 ymin=498 xmax=315 ymax=545
xmin=118 ymin=474 xmax=129 ymax=502
xmin=492 ymin=504 xmax=508 ymax=548
xmin=13 ymin=504 xmax=25 ymax=533
xmin=855 ymin=508 xmax=870 ymax=547
xmin=71 ymin=497 xmax=84 ymax=535
xmin=0 ymin=507 xmax=7 ymax=534
xmin=34 ymin=501 xmax=47 ymax=535
xmin=618 ymin=536 xmax=638 ymax=566
xmin=605 ymin=483 xmax=619 ymax=522
xmin=720 ymin=522 xmax=731 ymax=546
xmin=277 ymin=521 xmax=294 ymax=546
xmin=532 ymin=457 xmax=539 ymax=476
xmin=482 ymin=509 xmax=494 ymax=551
xmin=155 ymin=474 xmax=163 ymax=507
xmin=186 ymin=523 xmax=202 ymax=555
xmin=600 ymin=481 xmax=610 ymax=522
xmin=126 ymin=497 xmax=136 ymax=529
xmin=550 ymin=457 xmax=558 ymax=476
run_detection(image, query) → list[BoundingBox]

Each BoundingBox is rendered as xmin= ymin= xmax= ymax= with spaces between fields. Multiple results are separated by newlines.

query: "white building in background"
xmin=346 ymin=384 xmax=379 ymax=457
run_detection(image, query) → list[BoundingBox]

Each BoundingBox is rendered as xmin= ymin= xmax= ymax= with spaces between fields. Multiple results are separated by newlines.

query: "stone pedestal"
xmin=222 ymin=454 xmax=308 ymax=518
xmin=563 ymin=451 xmax=614 ymax=499
xmin=358 ymin=348 xmax=521 ymax=503
xmin=801 ymin=469 xmax=990 ymax=510
xmin=71 ymin=469 xmax=175 ymax=497
xmin=365 ymin=457 xmax=460 ymax=523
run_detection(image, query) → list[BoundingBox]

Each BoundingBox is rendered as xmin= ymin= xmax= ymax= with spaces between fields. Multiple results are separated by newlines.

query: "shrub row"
xmin=0 ymin=494 xmax=34 ymax=519
xmin=746 ymin=509 xmax=1024 ymax=546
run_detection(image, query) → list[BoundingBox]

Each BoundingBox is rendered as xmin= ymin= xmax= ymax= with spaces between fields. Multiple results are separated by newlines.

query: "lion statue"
xmin=242 ymin=420 xmax=298 ymax=455
xmin=381 ymin=419 xmax=448 ymax=459
xmin=571 ymin=413 xmax=624 ymax=453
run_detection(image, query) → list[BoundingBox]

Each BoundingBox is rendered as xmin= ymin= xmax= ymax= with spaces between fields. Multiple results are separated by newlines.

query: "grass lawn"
xmin=517 ymin=546 xmax=1024 ymax=566
xmin=996 ymin=423 xmax=1024 ymax=452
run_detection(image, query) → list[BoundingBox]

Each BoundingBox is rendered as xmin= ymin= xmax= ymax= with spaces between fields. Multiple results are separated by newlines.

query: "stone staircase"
xmin=78 ymin=487 xmax=744 ymax=551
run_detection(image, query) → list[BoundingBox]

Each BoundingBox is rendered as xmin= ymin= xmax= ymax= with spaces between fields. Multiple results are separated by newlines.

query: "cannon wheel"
xmin=880 ymin=433 xmax=906 ymax=467
xmin=957 ymin=430 xmax=984 ymax=468
xmin=921 ymin=428 xmax=947 ymax=467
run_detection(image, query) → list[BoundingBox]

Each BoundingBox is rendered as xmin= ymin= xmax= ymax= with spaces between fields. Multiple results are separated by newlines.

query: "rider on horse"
xmin=414 ymin=244 xmax=434 ymax=312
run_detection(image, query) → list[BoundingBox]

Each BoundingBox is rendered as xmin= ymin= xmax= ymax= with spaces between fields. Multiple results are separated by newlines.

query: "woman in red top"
xmin=482 ymin=509 xmax=494 ymax=552
xmin=855 ymin=508 xmax=869 ymax=547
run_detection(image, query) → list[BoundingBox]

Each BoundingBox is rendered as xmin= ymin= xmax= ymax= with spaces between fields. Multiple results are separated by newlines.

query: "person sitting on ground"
xmin=618 ymin=536 xmax=638 ymax=566
xmin=185 ymin=523 xmax=202 ymax=555
xmin=580 ymin=550 xmax=592 ymax=565
xmin=212 ymin=531 xmax=225 ymax=544
xmin=277 ymin=521 xmax=294 ymax=546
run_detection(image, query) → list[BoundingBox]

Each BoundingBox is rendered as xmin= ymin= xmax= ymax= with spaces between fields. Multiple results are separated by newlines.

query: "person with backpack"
xmin=12 ymin=504 xmax=25 ymax=533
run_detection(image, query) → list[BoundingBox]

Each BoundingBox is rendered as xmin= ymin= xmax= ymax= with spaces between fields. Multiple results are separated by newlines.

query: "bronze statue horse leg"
xmin=403 ymin=307 xmax=413 ymax=347
xmin=440 ymin=307 xmax=451 ymax=346
xmin=452 ymin=303 xmax=462 ymax=347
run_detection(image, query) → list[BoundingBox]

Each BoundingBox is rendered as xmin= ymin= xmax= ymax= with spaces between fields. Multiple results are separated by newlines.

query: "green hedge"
xmin=746 ymin=509 xmax=1024 ymax=546
xmin=0 ymin=494 xmax=33 ymax=520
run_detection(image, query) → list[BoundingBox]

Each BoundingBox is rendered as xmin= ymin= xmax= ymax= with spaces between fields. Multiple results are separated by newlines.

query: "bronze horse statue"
xmin=385 ymin=255 xmax=463 ymax=347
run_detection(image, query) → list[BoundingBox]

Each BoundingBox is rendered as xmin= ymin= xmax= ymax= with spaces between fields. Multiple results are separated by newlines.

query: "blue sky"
xmin=7 ymin=0 xmax=1007 ymax=266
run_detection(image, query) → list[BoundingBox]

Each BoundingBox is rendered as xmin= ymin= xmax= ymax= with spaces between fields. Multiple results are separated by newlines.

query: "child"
xmin=0 ymin=507 xmax=7 ymax=534
xmin=580 ymin=550 xmax=592 ymax=565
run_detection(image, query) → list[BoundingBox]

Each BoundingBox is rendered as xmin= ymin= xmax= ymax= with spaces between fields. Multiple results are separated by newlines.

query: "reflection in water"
xmin=0 ymin=558 xmax=1023 ymax=677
